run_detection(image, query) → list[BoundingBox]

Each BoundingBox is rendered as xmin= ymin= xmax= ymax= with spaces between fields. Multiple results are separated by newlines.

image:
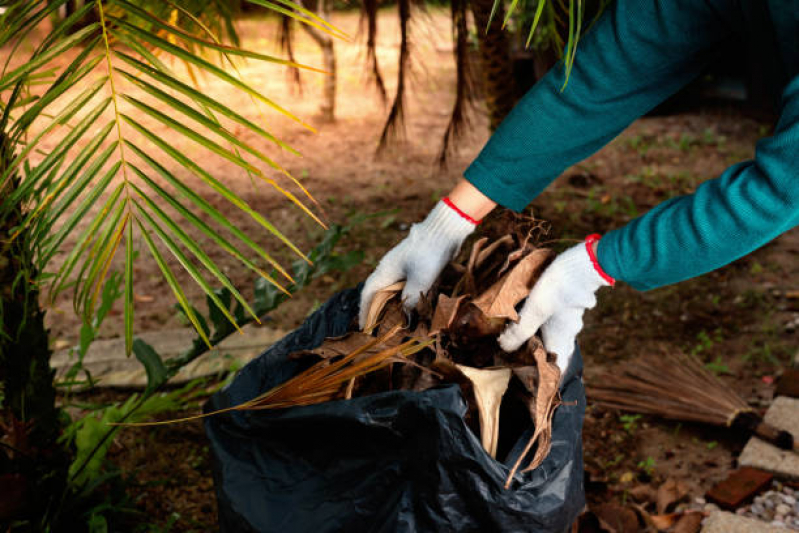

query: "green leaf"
xmin=111 ymin=0 xmax=327 ymax=73
xmin=0 ymin=23 xmax=99 ymax=92
xmin=125 ymin=223 xmax=134 ymax=357
xmin=247 ymin=0 xmax=347 ymax=40
xmin=132 ymin=338 xmax=168 ymax=394
xmin=525 ymin=0 xmax=548 ymax=47
xmin=47 ymin=182 xmax=125 ymax=302
xmin=39 ymin=160 xmax=121 ymax=272
xmin=121 ymin=119 xmax=306 ymax=273
xmin=129 ymin=179 xmax=256 ymax=326
xmin=113 ymin=53 xmax=296 ymax=154
xmin=136 ymin=218 xmax=211 ymax=348
xmin=124 ymin=153 xmax=283 ymax=291
xmin=109 ymin=19 xmax=313 ymax=130
xmin=1 ymin=80 xmax=108 ymax=193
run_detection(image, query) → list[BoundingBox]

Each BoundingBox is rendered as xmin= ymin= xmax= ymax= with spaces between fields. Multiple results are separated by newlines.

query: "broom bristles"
xmin=588 ymin=350 xmax=751 ymax=428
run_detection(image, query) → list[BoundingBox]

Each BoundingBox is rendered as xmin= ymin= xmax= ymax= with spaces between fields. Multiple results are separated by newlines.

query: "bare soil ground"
xmin=7 ymin=8 xmax=797 ymax=532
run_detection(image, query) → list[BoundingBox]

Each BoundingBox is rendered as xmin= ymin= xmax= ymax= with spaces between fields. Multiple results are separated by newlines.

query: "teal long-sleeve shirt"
xmin=464 ymin=0 xmax=799 ymax=291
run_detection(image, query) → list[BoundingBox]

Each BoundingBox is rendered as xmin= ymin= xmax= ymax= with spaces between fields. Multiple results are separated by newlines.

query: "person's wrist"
xmin=420 ymin=200 xmax=476 ymax=246
xmin=447 ymin=178 xmax=497 ymax=221
xmin=585 ymin=234 xmax=615 ymax=287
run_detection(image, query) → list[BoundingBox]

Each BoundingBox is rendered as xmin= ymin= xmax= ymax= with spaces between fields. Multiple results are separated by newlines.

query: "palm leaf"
xmin=1 ymin=0 xmax=346 ymax=355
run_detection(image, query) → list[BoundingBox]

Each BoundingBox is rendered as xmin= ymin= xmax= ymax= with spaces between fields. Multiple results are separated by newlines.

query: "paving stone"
xmin=739 ymin=397 xmax=799 ymax=480
xmin=50 ymin=324 xmax=286 ymax=388
xmin=706 ymin=468 xmax=773 ymax=509
xmin=701 ymin=511 xmax=787 ymax=533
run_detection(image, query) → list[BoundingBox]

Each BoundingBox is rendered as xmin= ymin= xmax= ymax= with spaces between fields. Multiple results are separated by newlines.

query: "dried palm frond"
xmin=115 ymin=323 xmax=433 ymax=426
xmin=588 ymin=351 xmax=797 ymax=453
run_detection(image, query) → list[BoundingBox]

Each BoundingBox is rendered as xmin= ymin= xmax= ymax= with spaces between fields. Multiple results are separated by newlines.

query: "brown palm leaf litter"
xmin=121 ymin=212 xmax=568 ymax=485
xmin=588 ymin=350 xmax=799 ymax=453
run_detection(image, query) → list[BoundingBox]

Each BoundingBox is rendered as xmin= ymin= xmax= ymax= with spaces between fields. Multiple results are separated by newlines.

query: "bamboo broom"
xmin=587 ymin=351 xmax=798 ymax=453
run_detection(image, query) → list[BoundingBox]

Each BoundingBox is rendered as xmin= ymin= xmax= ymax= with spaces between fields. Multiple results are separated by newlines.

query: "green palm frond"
xmin=0 ymin=0 xmax=345 ymax=354
xmin=496 ymin=0 xmax=599 ymax=88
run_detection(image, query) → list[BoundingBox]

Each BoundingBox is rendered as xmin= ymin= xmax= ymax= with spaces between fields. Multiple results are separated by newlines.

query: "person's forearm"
xmin=447 ymin=179 xmax=497 ymax=221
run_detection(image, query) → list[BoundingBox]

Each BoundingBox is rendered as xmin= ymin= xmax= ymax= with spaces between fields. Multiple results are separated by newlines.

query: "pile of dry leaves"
xmin=243 ymin=213 xmax=566 ymax=487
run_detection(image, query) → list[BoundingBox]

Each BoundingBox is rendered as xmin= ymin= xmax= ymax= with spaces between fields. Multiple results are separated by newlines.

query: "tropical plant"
xmin=279 ymin=0 xmax=609 ymax=161
xmin=0 ymin=0 xmax=345 ymax=528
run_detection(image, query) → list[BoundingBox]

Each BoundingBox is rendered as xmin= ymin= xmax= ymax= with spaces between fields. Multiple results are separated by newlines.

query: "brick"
xmin=705 ymin=467 xmax=773 ymax=510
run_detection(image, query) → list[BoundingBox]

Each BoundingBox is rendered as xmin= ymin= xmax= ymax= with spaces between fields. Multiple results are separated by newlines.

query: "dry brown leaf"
xmin=627 ymin=484 xmax=657 ymax=504
xmin=593 ymin=503 xmax=639 ymax=533
xmin=505 ymin=340 xmax=562 ymax=487
xmin=472 ymin=248 xmax=554 ymax=321
xmin=455 ymin=364 xmax=512 ymax=458
xmin=430 ymin=294 xmax=467 ymax=335
xmin=632 ymin=503 xmax=680 ymax=531
xmin=657 ymin=478 xmax=690 ymax=514
xmin=474 ymin=235 xmax=515 ymax=269
xmin=672 ymin=512 xmax=703 ymax=533
xmin=363 ymin=281 xmax=405 ymax=333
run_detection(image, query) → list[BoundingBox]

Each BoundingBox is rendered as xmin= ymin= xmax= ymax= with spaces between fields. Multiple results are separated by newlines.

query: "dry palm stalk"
xmin=588 ymin=351 xmax=798 ymax=453
xmin=116 ymin=323 xmax=432 ymax=426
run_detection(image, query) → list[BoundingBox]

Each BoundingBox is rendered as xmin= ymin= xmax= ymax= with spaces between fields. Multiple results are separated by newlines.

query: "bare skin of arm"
xmin=447 ymin=179 xmax=599 ymax=254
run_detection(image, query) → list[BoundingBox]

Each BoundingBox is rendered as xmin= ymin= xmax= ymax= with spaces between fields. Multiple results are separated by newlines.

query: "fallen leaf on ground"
xmin=657 ymin=478 xmax=690 ymax=514
xmin=673 ymin=512 xmax=704 ymax=533
xmin=627 ymin=484 xmax=657 ymax=504
xmin=472 ymin=248 xmax=554 ymax=321
xmin=593 ymin=503 xmax=639 ymax=533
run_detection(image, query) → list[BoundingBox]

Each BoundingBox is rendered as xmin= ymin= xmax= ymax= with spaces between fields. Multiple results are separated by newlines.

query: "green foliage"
xmin=636 ymin=456 xmax=656 ymax=477
xmin=704 ymin=355 xmax=731 ymax=376
xmin=58 ymin=270 xmax=125 ymax=392
xmin=619 ymin=413 xmax=641 ymax=435
xmin=0 ymin=1 xmax=349 ymax=529
xmin=1 ymin=0 xmax=340 ymax=355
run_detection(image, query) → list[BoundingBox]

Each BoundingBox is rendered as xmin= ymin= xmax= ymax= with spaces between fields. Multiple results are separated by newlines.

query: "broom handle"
xmin=753 ymin=421 xmax=798 ymax=453
xmin=731 ymin=412 xmax=797 ymax=453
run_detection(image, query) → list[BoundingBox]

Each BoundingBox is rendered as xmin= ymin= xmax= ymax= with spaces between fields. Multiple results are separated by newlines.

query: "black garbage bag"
xmin=204 ymin=286 xmax=586 ymax=533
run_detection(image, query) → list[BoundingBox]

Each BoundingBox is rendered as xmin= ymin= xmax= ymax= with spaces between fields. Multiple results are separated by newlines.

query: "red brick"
xmin=705 ymin=467 xmax=773 ymax=510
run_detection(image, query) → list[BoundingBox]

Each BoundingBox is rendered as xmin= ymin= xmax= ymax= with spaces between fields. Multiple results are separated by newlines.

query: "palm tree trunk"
xmin=470 ymin=0 xmax=518 ymax=130
xmin=0 ymin=135 xmax=69 ymax=528
xmin=299 ymin=0 xmax=336 ymax=122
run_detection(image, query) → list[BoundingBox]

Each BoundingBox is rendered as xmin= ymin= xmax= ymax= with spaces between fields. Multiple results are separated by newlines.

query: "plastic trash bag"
xmin=204 ymin=286 xmax=586 ymax=533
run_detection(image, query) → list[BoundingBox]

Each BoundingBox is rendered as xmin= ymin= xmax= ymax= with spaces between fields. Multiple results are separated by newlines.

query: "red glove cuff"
xmin=585 ymin=234 xmax=615 ymax=286
xmin=442 ymin=197 xmax=482 ymax=225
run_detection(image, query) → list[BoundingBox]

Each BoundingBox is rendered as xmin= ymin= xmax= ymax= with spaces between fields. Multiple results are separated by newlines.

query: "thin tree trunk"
xmin=470 ymin=0 xmax=518 ymax=130
xmin=0 ymin=135 xmax=69 ymax=528
xmin=300 ymin=0 xmax=336 ymax=122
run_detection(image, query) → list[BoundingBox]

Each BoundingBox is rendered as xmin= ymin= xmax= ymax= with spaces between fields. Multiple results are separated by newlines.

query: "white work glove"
xmin=498 ymin=235 xmax=614 ymax=374
xmin=359 ymin=199 xmax=477 ymax=329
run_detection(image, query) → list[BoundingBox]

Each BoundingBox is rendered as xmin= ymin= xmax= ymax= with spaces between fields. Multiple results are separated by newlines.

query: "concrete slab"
xmin=51 ymin=324 xmax=286 ymax=388
xmin=739 ymin=397 xmax=799 ymax=480
xmin=702 ymin=511 xmax=789 ymax=533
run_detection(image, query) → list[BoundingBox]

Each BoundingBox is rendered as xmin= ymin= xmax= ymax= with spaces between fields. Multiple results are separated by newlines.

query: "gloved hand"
xmin=359 ymin=199 xmax=478 ymax=329
xmin=498 ymin=235 xmax=614 ymax=374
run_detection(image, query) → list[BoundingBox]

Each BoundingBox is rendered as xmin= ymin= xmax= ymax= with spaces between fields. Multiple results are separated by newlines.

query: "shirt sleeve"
xmin=464 ymin=0 xmax=737 ymax=211
xmin=598 ymin=75 xmax=799 ymax=290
